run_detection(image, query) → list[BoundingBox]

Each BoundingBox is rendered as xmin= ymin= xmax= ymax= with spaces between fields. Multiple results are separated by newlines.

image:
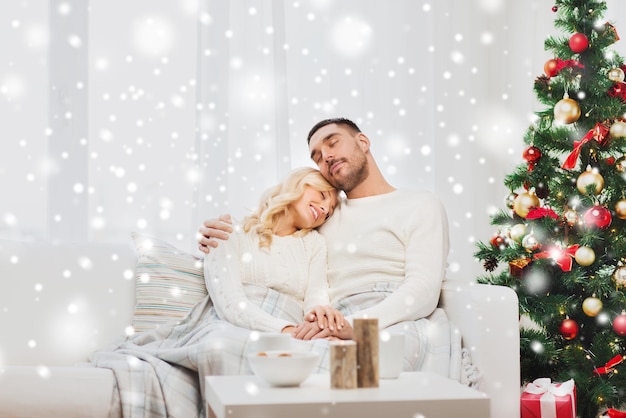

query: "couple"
xmin=200 ymin=117 xmax=450 ymax=349
xmin=89 ymin=117 xmax=450 ymax=418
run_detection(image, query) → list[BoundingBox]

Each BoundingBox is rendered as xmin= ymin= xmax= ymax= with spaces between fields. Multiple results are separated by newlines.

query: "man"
xmin=198 ymin=118 xmax=450 ymax=370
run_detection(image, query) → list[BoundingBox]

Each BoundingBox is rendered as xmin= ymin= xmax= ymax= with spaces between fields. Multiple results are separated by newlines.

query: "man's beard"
xmin=329 ymin=153 xmax=368 ymax=193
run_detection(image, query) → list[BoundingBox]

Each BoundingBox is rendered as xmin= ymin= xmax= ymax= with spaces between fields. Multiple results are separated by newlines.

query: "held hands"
xmin=197 ymin=214 xmax=233 ymax=254
xmin=291 ymin=306 xmax=353 ymax=341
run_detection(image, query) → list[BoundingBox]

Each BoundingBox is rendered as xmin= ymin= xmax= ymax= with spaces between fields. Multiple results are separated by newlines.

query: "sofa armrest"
xmin=440 ymin=280 xmax=520 ymax=418
xmin=0 ymin=241 xmax=137 ymax=366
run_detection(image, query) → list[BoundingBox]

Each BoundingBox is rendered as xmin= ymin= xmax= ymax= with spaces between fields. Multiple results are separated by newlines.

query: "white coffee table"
xmin=205 ymin=371 xmax=490 ymax=418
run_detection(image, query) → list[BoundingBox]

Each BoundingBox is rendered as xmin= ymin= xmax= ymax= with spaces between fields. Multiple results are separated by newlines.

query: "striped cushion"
xmin=131 ymin=232 xmax=207 ymax=332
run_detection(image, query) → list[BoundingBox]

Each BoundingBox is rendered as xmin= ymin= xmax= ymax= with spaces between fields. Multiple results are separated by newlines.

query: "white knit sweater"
xmin=318 ymin=189 xmax=450 ymax=329
xmin=205 ymin=225 xmax=330 ymax=332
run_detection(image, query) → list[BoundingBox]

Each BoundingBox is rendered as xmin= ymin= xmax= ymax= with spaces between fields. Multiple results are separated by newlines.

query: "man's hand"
xmin=197 ymin=214 xmax=233 ymax=254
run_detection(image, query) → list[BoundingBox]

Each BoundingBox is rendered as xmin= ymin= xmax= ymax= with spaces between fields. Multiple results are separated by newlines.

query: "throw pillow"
xmin=131 ymin=232 xmax=207 ymax=332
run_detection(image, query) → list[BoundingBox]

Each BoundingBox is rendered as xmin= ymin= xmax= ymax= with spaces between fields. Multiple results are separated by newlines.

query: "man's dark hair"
xmin=307 ymin=118 xmax=362 ymax=144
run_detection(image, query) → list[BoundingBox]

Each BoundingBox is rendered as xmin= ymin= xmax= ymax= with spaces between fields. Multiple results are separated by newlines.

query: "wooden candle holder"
xmin=330 ymin=340 xmax=357 ymax=389
xmin=353 ymin=318 xmax=379 ymax=388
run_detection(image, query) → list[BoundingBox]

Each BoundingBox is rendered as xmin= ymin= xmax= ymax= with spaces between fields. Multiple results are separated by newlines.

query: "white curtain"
xmin=2 ymin=0 xmax=626 ymax=281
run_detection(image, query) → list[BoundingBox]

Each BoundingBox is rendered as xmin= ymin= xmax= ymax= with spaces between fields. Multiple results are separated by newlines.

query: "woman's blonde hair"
xmin=243 ymin=167 xmax=338 ymax=248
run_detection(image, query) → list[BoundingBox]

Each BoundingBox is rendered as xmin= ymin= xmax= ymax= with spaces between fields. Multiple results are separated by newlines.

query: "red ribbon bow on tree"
xmin=593 ymin=354 xmax=625 ymax=376
xmin=533 ymin=244 xmax=579 ymax=271
xmin=607 ymin=408 xmax=626 ymax=418
xmin=551 ymin=58 xmax=585 ymax=77
xmin=561 ymin=122 xmax=610 ymax=169
xmin=526 ymin=207 xmax=559 ymax=220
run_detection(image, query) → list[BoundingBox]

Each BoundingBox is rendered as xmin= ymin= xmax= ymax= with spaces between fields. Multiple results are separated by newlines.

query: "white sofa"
xmin=0 ymin=240 xmax=520 ymax=418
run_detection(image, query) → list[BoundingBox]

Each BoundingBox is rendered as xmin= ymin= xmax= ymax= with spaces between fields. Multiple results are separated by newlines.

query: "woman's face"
xmin=290 ymin=186 xmax=337 ymax=230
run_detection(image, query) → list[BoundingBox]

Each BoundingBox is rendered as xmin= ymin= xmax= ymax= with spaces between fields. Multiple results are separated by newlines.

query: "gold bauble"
xmin=608 ymin=67 xmax=626 ymax=83
xmin=554 ymin=97 xmax=581 ymax=124
xmin=509 ymin=224 xmax=527 ymax=242
xmin=574 ymin=246 xmax=595 ymax=266
xmin=513 ymin=191 xmax=540 ymax=218
xmin=615 ymin=199 xmax=626 ymax=220
xmin=613 ymin=266 xmax=626 ymax=287
xmin=610 ymin=121 xmax=626 ymax=139
xmin=576 ymin=168 xmax=604 ymax=195
xmin=563 ymin=209 xmax=578 ymax=226
xmin=582 ymin=296 xmax=603 ymax=317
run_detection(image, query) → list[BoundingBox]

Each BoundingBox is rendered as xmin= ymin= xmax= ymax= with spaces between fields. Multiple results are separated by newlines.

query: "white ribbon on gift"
xmin=524 ymin=378 xmax=576 ymax=418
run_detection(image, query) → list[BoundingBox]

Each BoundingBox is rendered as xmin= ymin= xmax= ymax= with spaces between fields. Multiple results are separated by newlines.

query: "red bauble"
xmin=552 ymin=6 xmax=558 ymax=12
xmin=560 ymin=318 xmax=579 ymax=340
xmin=523 ymin=146 xmax=542 ymax=163
xmin=569 ymin=33 xmax=589 ymax=53
xmin=584 ymin=205 xmax=612 ymax=229
xmin=544 ymin=59 xmax=559 ymax=77
xmin=614 ymin=314 xmax=626 ymax=337
xmin=490 ymin=235 xmax=505 ymax=247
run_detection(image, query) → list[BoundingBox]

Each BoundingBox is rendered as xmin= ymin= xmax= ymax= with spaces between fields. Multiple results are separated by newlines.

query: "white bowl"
xmin=247 ymin=350 xmax=319 ymax=387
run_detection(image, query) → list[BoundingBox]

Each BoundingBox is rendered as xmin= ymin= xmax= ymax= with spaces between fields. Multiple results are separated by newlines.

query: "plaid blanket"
xmin=88 ymin=283 xmax=453 ymax=418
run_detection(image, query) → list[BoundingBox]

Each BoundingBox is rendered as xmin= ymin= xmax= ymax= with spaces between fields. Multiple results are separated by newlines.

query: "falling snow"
xmin=3 ymin=0 xmax=626 ymax=376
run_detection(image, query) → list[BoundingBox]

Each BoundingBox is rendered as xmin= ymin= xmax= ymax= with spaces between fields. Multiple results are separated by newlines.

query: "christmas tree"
xmin=474 ymin=1 xmax=626 ymax=416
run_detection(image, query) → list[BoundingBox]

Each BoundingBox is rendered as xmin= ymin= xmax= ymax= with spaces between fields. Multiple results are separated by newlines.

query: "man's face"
xmin=308 ymin=123 xmax=368 ymax=193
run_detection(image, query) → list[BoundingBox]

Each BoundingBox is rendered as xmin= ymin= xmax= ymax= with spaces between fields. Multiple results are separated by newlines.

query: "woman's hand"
xmin=197 ymin=214 xmax=233 ymax=253
xmin=306 ymin=305 xmax=345 ymax=332
xmin=292 ymin=306 xmax=353 ymax=340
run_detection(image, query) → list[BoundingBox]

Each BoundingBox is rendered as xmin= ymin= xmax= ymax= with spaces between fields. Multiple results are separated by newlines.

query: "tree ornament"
xmin=489 ymin=234 xmax=506 ymax=248
xmin=483 ymin=256 xmax=498 ymax=272
xmin=608 ymin=68 xmax=626 ymax=83
xmin=560 ymin=318 xmax=579 ymax=340
xmin=563 ymin=209 xmax=578 ymax=226
xmin=615 ymin=199 xmax=626 ymax=220
xmin=554 ymin=95 xmax=581 ymax=124
xmin=608 ymin=81 xmax=626 ymax=101
xmin=509 ymin=224 xmax=527 ymax=242
xmin=584 ymin=205 xmax=612 ymax=229
xmin=535 ymin=182 xmax=549 ymax=199
xmin=614 ymin=313 xmax=626 ymax=337
xmin=544 ymin=59 xmax=559 ymax=77
xmin=616 ymin=156 xmax=626 ymax=173
xmin=610 ymin=120 xmax=626 ymax=138
xmin=504 ymin=192 xmax=517 ymax=209
xmin=613 ymin=266 xmax=626 ymax=287
xmin=513 ymin=191 xmax=540 ymax=218
xmin=569 ymin=32 xmax=589 ymax=53
xmin=576 ymin=167 xmax=604 ymax=195
xmin=523 ymin=145 xmax=542 ymax=164
xmin=551 ymin=5 xmax=558 ymax=12
xmin=574 ymin=246 xmax=595 ymax=266
xmin=522 ymin=234 xmax=540 ymax=251
xmin=582 ymin=296 xmax=603 ymax=317
xmin=509 ymin=258 xmax=531 ymax=278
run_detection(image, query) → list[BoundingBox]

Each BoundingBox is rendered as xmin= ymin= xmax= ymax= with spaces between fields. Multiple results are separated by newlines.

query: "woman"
xmin=89 ymin=167 xmax=344 ymax=418
xmin=205 ymin=166 xmax=345 ymax=333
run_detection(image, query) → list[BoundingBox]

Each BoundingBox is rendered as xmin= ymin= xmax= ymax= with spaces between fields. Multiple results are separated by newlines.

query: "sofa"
xmin=0 ymin=237 xmax=520 ymax=418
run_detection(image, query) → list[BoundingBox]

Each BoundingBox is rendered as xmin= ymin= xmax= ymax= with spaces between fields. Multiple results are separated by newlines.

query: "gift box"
xmin=509 ymin=258 xmax=531 ymax=278
xmin=521 ymin=378 xmax=576 ymax=418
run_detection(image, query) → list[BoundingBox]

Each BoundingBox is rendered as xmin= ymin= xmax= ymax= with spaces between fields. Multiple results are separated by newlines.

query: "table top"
xmin=206 ymin=372 xmax=490 ymax=418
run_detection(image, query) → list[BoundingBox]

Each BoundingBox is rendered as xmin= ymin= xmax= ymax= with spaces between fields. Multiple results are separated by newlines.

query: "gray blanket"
xmin=88 ymin=284 xmax=451 ymax=418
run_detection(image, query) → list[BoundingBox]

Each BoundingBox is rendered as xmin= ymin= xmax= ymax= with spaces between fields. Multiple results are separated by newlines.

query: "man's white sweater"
xmin=318 ymin=189 xmax=450 ymax=329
